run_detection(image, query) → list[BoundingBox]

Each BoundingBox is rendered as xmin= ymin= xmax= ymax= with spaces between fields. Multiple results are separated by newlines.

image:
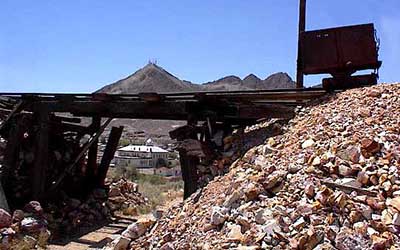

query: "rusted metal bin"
xmin=300 ymin=23 xmax=381 ymax=76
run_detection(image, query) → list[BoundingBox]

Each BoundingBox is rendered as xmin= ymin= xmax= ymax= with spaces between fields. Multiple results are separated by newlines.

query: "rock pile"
xmin=107 ymin=178 xmax=148 ymax=216
xmin=128 ymin=83 xmax=400 ymax=249
xmin=196 ymin=119 xmax=286 ymax=189
xmin=45 ymin=179 xmax=147 ymax=237
xmin=0 ymin=201 xmax=50 ymax=249
xmin=45 ymin=187 xmax=111 ymax=237
xmin=103 ymin=217 xmax=156 ymax=250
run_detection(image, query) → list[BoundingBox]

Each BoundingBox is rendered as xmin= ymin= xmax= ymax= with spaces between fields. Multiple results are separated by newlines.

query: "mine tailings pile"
xmin=119 ymin=83 xmax=400 ymax=250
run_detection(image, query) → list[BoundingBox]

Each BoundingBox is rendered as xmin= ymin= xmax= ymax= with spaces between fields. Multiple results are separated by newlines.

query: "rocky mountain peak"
xmin=96 ymin=64 xmax=295 ymax=94
xmin=264 ymin=72 xmax=292 ymax=83
xmin=141 ymin=63 xmax=168 ymax=75
xmin=96 ymin=63 xmax=195 ymax=94
xmin=243 ymin=73 xmax=261 ymax=82
xmin=263 ymin=72 xmax=296 ymax=89
xmin=215 ymin=75 xmax=242 ymax=84
xmin=243 ymin=74 xmax=262 ymax=89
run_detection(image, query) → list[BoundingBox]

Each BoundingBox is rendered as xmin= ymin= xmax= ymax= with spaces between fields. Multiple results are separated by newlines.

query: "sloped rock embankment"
xmin=121 ymin=83 xmax=399 ymax=249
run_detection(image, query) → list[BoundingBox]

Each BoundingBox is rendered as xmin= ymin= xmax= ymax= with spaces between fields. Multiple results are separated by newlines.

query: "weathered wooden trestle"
xmin=0 ymin=0 xmax=383 ymax=202
xmin=0 ymin=88 xmax=327 ymax=203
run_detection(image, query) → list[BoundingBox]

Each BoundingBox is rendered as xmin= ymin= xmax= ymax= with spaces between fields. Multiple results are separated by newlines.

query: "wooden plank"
xmin=32 ymin=105 xmax=49 ymax=200
xmin=50 ymin=114 xmax=81 ymax=123
xmin=37 ymin=101 xmax=189 ymax=120
xmin=1 ymin=114 xmax=26 ymax=191
xmin=235 ymin=104 xmax=295 ymax=120
xmin=0 ymin=100 xmax=25 ymax=133
xmin=96 ymin=126 xmax=124 ymax=186
xmin=0 ymin=88 xmax=327 ymax=100
xmin=87 ymin=116 xmax=101 ymax=179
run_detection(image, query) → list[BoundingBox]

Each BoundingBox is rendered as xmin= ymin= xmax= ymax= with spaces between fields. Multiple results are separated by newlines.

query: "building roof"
xmin=118 ymin=145 xmax=168 ymax=153
xmin=114 ymin=155 xmax=149 ymax=160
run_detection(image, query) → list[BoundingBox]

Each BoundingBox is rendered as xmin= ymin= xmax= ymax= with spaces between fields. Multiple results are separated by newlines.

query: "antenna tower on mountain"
xmin=148 ymin=59 xmax=158 ymax=65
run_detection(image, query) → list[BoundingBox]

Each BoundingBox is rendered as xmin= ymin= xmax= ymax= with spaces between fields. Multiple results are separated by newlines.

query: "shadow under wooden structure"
xmin=0 ymin=88 xmax=329 ymax=204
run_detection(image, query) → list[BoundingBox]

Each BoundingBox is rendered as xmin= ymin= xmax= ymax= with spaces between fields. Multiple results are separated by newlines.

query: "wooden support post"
xmin=49 ymin=118 xmax=113 ymax=193
xmin=2 ymin=116 xmax=24 ymax=184
xmin=87 ymin=116 xmax=101 ymax=178
xmin=32 ymin=104 xmax=49 ymax=200
xmin=1 ymin=114 xmax=27 ymax=208
xmin=178 ymin=150 xmax=199 ymax=199
xmin=0 ymin=100 xmax=27 ymax=190
xmin=296 ymin=0 xmax=306 ymax=88
xmin=96 ymin=126 xmax=123 ymax=186
xmin=175 ymin=116 xmax=201 ymax=199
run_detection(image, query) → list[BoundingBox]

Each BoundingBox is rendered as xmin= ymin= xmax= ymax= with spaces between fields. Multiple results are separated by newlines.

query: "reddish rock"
xmin=0 ymin=209 xmax=12 ymax=228
xmin=24 ymin=201 xmax=43 ymax=216
xmin=347 ymin=146 xmax=360 ymax=163
xmin=337 ymin=146 xmax=360 ymax=163
xmin=108 ymin=186 xmax=121 ymax=197
xmin=357 ymin=171 xmax=369 ymax=185
xmin=360 ymin=138 xmax=380 ymax=157
xmin=367 ymin=89 xmax=382 ymax=97
xmin=12 ymin=210 xmax=25 ymax=223
xmin=304 ymin=183 xmax=315 ymax=198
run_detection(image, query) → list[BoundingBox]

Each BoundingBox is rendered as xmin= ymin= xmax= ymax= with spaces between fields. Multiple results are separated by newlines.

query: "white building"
xmin=114 ymin=144 xmax=169 ymax=169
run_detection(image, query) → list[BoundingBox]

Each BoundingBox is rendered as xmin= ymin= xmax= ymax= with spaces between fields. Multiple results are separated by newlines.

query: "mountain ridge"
xmin=96 ymin=63 xmax=295 ymax=94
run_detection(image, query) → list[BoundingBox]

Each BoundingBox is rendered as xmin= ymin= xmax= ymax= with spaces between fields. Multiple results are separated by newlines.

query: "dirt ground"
xmin=48 ymin=192 xmax=183 ymax=250
xmin=47 ymin=215 xmax=135 ymax=250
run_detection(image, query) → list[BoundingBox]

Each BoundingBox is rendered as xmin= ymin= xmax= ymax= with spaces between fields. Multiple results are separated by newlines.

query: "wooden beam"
xmin=1 ymin=115 xmax=26 ymax=190
xmin=36 ymin=101 xmax=188 ymax=118
xmin=0 ymin=100 xmax=25 ymax=134
xmin=19 ymin=90 xmax=324 ymax=120
xmin=179 ymin=150 xmax=200 ymax=199
xmin=32 ymin=105 xmax=49 ymax=200
xmin=177 ymin=118 xmax=202 ymax=199
xmin=87 ymin=116 xmax=101 ymax=178
xmin=96 ymin=126 xmax=123 ymax=186
xmin=48 ymin=118 xmax=113 ymax=193
xmin=50 ymin=114 xmax=81 ymax=123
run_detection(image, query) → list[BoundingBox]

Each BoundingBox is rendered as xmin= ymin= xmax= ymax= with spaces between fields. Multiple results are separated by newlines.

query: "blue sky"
xmin=0 ymin=0 xmax=399 ymax=92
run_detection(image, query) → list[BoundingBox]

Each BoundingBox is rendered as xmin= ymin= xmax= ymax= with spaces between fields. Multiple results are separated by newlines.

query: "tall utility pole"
xmin=296 ymin=0 xmax=306 ymax=88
